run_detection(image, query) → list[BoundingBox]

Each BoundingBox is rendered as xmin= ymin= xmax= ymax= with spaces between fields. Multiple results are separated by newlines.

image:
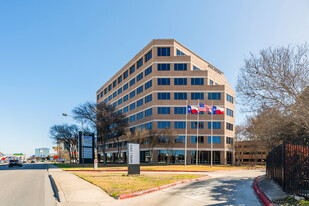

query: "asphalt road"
xmin=0 ymin=163 xmax=57 ymax=206
xmin=106 ymin=169 xmax=265 ymax=206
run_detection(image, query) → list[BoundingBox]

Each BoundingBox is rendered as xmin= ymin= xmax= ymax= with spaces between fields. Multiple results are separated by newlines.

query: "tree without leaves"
xmin=160 ymin=128 xmax=177 ymax=164
xmin=236 ymin=44 xmax=309 ymax=132
xmin=72 ymin=101 xmax=128 ymax=165
xmin=49 ymin=124 xmax=79 ymax=163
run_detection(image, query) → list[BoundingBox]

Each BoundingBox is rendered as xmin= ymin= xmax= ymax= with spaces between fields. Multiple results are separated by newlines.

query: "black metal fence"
xmin=266 ymin=137 xmax=309 ymax=199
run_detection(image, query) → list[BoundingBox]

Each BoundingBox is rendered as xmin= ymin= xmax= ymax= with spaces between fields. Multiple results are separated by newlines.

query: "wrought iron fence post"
xmin=282 ymin=141 xmax=285 ymax=189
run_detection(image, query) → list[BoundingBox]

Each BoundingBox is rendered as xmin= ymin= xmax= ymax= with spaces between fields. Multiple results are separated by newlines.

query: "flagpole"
xmin=211 ymin=101 xmax=213 ymax=168
xmin=185 ymin=100 xmax=188 ymax=167
xmin=196 ymin=99 xmax=199 ymax=166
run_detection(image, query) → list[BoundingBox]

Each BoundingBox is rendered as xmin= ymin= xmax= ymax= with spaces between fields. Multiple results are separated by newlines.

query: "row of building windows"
xmin=119 ymin=94 xmax=153 ymax=115
xmin=157 ymin=78 xmax=204 ymax=86
xmin=105 ymin=135 xmax=232 ymax=148
xmin=107 ymin=80 xmax=152 ymax=105
xmin=98 ymin=51 xmax=154 ymax=100
xmin=157 ymin=92 xmax=222 ymax=100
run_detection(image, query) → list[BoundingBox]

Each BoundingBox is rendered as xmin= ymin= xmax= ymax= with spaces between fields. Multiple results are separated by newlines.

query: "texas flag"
xmin=199 ymin=103 xmax=212 ymax=113
xmin=187 ymin=105 xmax=199 ymax=114
xmin=212 ymin=106 xmax=224 ymax=114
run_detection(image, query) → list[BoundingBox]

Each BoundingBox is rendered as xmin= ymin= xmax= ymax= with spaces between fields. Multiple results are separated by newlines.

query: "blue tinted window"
xmin=123 ymin=83 xmax=128 ymax=91
xmin=130 ymin=65 xmax=135 ymax=74
xmin=209 ymin=80 xmax=214 ymax=85
xmin=137 ymin=73 xmax=143 ymax=82
xmin=174 ymin=64 xmax=187 ymax=71
xmin=130 ymin=115 xmax=135 ymax=122
xmin=191 ymin=78 xmax=204 ymax=85
xmin=137 ymin=99 xmax=143 ymax=107
xmin=191 ymin=122 xmax=204 ymax=129
xmin=207 ymin=122 xmax=221 ymax=129
xmin=113 ymin=81 xmax=117 ymax=88
xmin=174 ymin=93 xmax=187 ymax=100
xmin=191 ymin=93 xmax=204 ymax=100
xmin=145 ymin=122 xmax=152 ymax=129
xmin=123 ymin=95 xmax=128 ymax=102
xmin=157 ymin=48 xmax=170 ymax=56
xmin=130 ymin=103 xmax=135 ymax=110
xmin=108 ymin=84 xmax=112 ymax=91
xmin=208 ymin=136 xmax=221 ymax=144
xmin=174 ymin=78 xmax=187 ymax=85
xmin=118 ymin=99 xmax=122 ymax=105
xmin=118 ymin=76 xmax=122 ymax=84
xmin=97 ymin=95 xmax=100 ymax=100
xmin=145 ymin=108 xmax=152 ymax=117
xmin=158 ymin=107 xmax=170 ymax=114
xmin=124 ymin=71 xmax=128 ymax=79
xmin=174 ymin=122 xmax=186 ymax=129
xmin=108 ymin=95 xmax=112 ymax=101
xmin=118 ymin=109 xmax=122 ymax=115
xmin=145 ymin=80 xmax=152 ymax=90
xmin=145 ymin=51 xmax=152 ymax=62
xmin=208 ymin=93 xmax=221 ymax=100
xmin=158 ymin=121 xmax=171 ymax=129
xmin=137 ymin=59 xmax=143 ymax=68
xmin=130 ymin=91 xmax=135 ymax=98
xmin=227 ymin=108 xmax=233 ymax=117
xmin=175 ymin=136 xmax=185 ymax=143
xmin=158 ymin=93 xmax=170 ymax=100
xmin=113 ymin=92 xmax=117 ymax=98
xmin=157 ymin=78 xmax=170 ymax=85
xmin=137 ymin=85 xmax=143 ymax=94
xmin=226 ymin=94 xmax=234 ymax=103
xmin=157 ymin=64 xmax=170 ymax=71
xmin=137 ymin=112 xmax=143 ymax=120
xmin=113 ymin=102 xmax=117 ymax=107
xmin=145 ymin=66 xmax=152 ymax=76
xmin=145 ymin=94 xmax=152 ymax=103
xmin=104 ymin=88 xmax=107 ymax=94
xmin=130 ymin=79 xmax=135 ymax=87
xmin=176 ymin=50 xmax=185 ymax=56
xmin=118 ymin=88 xmax=122 ymax=95
xmin=123 ymin=106 xmax=128 ymax=113
xmin=174 ymin=107 xmax=186 ymax=114
xmin=193 ymin=66 xmax=201 ymax=71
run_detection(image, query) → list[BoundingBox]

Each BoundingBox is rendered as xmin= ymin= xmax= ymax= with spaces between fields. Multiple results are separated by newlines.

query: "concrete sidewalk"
xmin=258 ymin=175 xmax=288 ymax=202
xmin=49 ymin=167 xmax=115 ymax=206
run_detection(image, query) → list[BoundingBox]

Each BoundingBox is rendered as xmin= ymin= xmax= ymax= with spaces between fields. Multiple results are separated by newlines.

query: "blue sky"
xmin=0 ymin=1 xmax=308 ymax=156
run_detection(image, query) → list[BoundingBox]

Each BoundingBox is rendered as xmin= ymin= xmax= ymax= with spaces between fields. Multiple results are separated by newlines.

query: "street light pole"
xmin=62 ymin=113 xmax=84 ymax=167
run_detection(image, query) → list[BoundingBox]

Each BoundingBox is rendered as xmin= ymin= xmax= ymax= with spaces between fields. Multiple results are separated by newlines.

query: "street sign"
xmin=53 ymin=147 xmax=62 ymax=150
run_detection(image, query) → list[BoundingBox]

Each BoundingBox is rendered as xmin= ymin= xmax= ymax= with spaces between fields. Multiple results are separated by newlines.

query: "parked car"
xmin=31 ymin=160 xmax=36 ymax=163
xmin=8 ymin=160 xmax=23 ymax=167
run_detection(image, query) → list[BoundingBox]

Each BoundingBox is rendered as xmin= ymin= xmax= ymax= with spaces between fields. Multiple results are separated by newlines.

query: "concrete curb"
xmin=48 ymin=169 xmax=66 ymax=203
xmin=64 ymin=168 xmax=263 ymax=173
xmin=118 ymin=176 xmax=210 ymax=199
xmin=253 ymin=176 xmax=274 ymax=206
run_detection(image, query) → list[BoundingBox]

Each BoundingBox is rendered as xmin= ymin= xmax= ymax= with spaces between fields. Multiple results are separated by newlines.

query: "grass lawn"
xmin=73 ymin=172 xmax=206 ymax=198
xmin=55 ymin=163 xmax=265 ymax=171
xmin=273 ymin=197 xmax=309 ymax=206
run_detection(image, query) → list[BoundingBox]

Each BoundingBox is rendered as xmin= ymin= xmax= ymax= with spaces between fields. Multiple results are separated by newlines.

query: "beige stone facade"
xmin=96 ymin=39 xmax=235 ymax=164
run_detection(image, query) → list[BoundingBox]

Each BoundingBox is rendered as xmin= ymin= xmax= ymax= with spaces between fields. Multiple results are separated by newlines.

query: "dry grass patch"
xmin=73 ymin=172 xmax=205 ymax=198
xmin=56 ymin=163 xmax=264 ymax=171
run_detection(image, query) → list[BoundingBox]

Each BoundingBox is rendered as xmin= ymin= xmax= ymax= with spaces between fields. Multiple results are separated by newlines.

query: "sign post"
xmin=127 ymin=143 xmax=140 ymax=175
xmin=79 ymin=132 xmax=95 ymax=164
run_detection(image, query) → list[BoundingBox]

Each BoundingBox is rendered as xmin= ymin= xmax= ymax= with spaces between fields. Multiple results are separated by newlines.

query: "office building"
xmin=96 ymin=39 xmax=235 ymax=164
xmin=35 ymin=148 xmax=50 ymax=157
